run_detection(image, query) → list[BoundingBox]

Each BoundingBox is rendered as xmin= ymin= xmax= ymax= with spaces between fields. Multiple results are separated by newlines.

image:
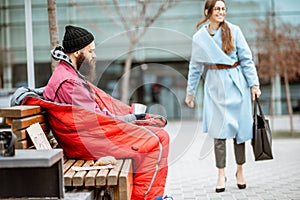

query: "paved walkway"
xmin=164 ymin=120 xmax=300 ymax=200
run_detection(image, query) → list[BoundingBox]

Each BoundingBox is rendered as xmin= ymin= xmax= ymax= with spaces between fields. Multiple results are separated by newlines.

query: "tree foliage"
xmin=254 ymin=19 xmax=300 ymax=135
xmin=254 ymin=19 xmax=300 ymax=82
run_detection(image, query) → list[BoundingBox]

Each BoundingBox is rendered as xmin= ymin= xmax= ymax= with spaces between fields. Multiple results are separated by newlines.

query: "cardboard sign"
xmin=26 ymin=123 xmax=52 ymax=150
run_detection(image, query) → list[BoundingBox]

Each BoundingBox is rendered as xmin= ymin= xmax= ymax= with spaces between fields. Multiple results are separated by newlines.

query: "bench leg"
xmin=95 ymin=187 xmax=114 ymax=200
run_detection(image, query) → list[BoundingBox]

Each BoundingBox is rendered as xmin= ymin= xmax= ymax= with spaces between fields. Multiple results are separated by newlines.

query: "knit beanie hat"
xmin=62 ymin=25 xmax=94 ymax=53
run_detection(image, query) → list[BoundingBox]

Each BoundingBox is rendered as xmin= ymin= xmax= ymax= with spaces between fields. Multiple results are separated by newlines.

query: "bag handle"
xmin=254 ymin=96 xmax=269 ymax=127
xmin=253 ymin=96 xmax=258 ymax=124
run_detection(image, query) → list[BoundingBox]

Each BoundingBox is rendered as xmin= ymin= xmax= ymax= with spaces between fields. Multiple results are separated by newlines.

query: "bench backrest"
xmin=0 ymin=105 xmax=53 ymax=149
xmin=0 ymin=105 xmax=133 ymax=200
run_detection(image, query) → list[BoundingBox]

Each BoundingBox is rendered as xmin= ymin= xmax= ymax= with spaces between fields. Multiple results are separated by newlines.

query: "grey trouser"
xmin=214 ymin=138 xmax=245 ymax=168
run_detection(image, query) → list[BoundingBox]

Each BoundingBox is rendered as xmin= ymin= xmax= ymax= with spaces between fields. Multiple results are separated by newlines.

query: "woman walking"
xmin=185 ymin=0 xmax=261 ymax=193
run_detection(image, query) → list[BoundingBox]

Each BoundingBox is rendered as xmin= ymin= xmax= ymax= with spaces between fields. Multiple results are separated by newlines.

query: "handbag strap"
xmin=253 ymin=97 xmax=258 ymax=124
xmin=254 ymin=97 xmax=268 ymax=124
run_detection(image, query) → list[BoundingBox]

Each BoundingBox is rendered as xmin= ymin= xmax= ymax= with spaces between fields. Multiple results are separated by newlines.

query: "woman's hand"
xmin=251 ymin=85 xmax=261 ymax=100
xmin=185 ymin=95 xmax=195 ymax=108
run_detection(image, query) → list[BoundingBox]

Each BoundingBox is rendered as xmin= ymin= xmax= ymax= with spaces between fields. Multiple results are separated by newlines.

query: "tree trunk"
xmin=121 ymin=42 xmax=135 ymax=103
xmin=47 ymin=0 xmax=59 ymax=72
xmin=283 ymin=68 xmax=294 ymax=136
xmin=269 ymin=76 xmax=274 ymax=130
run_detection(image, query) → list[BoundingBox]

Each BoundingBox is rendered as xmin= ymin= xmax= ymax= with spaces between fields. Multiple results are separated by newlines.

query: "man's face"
xmin=76 ymin=41 xmax=97 ymax=81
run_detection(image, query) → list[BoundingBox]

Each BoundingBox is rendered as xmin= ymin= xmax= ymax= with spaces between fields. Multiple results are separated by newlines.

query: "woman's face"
xmin=209 ymin=1 xmax=226 ymax=24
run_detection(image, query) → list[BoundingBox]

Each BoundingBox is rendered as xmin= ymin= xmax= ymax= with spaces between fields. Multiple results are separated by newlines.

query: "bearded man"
xmin=42 ymin=25 xmax=170 ymax=200
xmin=44 ymin=25 xmax=101 ymax=114
xmin=44 ymin=25 xmax=140 ymax=121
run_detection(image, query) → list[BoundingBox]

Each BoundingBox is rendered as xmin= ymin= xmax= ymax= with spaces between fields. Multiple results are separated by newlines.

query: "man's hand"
xmin=123 ymin=114 xmax=137 ymax=122
xmin=134 ymin=114 xmax=146 ymax=120
xmin=251 ymin=85 xmax=261 ymax=100
xmin=185 ymin=95 xmax=195 ymax=108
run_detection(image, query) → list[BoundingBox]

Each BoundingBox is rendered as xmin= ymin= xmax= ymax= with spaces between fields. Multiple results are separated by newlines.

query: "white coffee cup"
xmin=131 ymin=103 xmax=147 ymax=114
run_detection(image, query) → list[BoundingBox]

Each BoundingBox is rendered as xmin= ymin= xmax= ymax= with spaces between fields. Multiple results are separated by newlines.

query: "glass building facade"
xmin=0 ymin=0 xmax=300 ymax=118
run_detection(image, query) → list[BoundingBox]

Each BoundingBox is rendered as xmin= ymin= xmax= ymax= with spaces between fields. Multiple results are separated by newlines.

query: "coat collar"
xmin=51 ymin=46 xmax=87 ymax=81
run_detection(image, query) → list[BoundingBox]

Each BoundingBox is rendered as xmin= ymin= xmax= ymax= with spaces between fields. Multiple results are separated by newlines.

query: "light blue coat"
xmin=186 ymin=21 xmax=259 ymax=144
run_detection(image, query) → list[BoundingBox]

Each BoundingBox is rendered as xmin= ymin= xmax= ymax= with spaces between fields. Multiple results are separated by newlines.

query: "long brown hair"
xmin=196 ymin=0 xmax=234 ymax=54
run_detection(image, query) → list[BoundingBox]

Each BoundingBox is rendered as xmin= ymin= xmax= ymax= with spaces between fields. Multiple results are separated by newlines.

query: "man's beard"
xmin=76 ymin=53 xmax=96 ymax=82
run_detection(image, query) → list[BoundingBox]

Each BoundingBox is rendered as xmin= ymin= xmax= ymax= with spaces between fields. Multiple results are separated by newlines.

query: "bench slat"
xmin=15 ymin=140 xmax=28 ymax=149
xmin=85 ymin=169 xmax=99 ymax=187
xmin=11 ymin=114 xmax=45 ymax=132
xmin=14 ymin=129 xmax=27 ymax=140
xmin=64 ymin=160 xmax=85 ymax=186
xmin=13 ymin=123 xmax=48 ymax=140
xmin=96 ymin=168 xmax=110 ymax=186
xmin=63 ymin=159 xmax=76 ymax=174
xmin=107 ymin=160 xmax=123 ymax=186
xmin=5 ymin=117 xmax=13 ymax=126
xmin=119 ymin=159 xmax=133 ymax=200
xmin=0 ymin=106 xmax=42 ymax=118
xmin=73 ymin=160 xmax=94 ymax=187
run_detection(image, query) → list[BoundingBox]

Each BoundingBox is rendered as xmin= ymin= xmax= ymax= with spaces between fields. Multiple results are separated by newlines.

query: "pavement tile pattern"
xmin=164 ymin=121 xmax=300 ymax=200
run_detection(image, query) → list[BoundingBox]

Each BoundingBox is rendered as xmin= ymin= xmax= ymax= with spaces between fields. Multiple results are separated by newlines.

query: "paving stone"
xmin=183 ymin=193 xmax=196 ymax=199
xmin=196 ymin=196 xmax=209 ymax=200
xmin=164 ymin=121 xmax=300 ymax=200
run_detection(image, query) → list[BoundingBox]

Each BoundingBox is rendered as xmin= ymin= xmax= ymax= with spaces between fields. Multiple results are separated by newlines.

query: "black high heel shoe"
xmin=236 ymin=173 xmax=246 ymax=189
xmin=215 ymin=176 xmax=227 ymax=193
xmin=237 ymin=183 xmax=246 ymax=189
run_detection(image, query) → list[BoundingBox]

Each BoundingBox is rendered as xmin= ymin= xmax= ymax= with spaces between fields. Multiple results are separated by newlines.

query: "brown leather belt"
xmin=206 ymin=62 xmax=239 ymax=70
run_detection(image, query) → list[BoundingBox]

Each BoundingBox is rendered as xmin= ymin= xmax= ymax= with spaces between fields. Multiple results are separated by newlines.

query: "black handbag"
xmin=252 ymin=97 xmax=273 ymax=161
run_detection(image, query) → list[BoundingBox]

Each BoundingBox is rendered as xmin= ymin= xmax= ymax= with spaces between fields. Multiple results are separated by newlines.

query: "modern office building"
xmin=0 ymin=0 xmax=299 ymax=118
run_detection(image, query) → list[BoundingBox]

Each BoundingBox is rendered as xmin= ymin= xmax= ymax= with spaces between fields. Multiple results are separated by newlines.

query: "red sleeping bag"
xmin=23 ymin=94 xmax=169 ymax=200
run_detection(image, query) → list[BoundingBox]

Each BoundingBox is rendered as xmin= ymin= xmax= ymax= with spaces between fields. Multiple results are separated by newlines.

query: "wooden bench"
xmin=0 ymin=105 xmax=133 ymax=200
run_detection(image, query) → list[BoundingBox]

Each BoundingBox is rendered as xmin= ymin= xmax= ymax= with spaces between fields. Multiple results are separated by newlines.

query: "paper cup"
xmin=131 ymin=103 xmax=147 ymax=114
